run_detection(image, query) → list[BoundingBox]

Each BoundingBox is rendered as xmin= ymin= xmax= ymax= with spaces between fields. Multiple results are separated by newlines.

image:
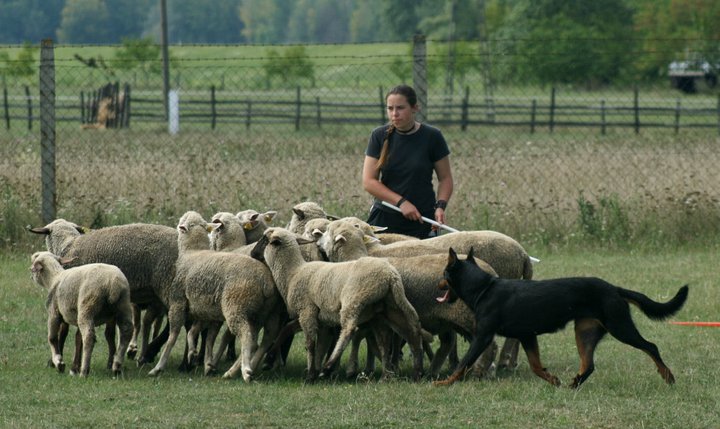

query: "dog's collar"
xmin=471 ymin=285 xmax=491 ymax=309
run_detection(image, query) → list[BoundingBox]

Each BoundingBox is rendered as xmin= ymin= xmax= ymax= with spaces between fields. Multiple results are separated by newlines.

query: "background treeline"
xmin=1 ymin=0 xmax=719 ymax=86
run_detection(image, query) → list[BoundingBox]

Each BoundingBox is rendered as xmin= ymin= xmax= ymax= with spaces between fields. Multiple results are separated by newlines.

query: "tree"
xmin=0 ymin=0 xmax=63 ymax=44
xmin=263 ymin=46 xmax=315 ymax=87
xmin=56 ymin=0 xmax=113 ymax=44
xmin=0 ymin=42 xmax=38 ymax=86
xmin=112 ymin=37 xmax=162 ymax=85
xmin=493 ymin=0 xmax=636 ymax=87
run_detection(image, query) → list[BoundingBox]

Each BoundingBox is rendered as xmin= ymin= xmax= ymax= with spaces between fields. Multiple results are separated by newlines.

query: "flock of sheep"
xmin=27 ymin=201 xmax=537 ymax=383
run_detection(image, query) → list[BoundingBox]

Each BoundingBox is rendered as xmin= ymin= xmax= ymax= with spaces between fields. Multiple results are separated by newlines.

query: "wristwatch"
xmin=434 ymin=200 xmax=447 ymax=210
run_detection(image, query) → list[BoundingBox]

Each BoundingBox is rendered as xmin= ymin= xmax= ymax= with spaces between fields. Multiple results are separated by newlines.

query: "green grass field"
xmin=1 ymin=244 xmax=718 ymax=428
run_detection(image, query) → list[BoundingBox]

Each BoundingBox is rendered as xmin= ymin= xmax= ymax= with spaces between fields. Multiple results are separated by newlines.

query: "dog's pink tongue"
xmin=436 ymin=290 xmax=450 ymax=303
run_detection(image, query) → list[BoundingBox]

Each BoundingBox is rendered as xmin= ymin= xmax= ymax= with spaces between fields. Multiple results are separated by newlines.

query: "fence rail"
xmin=4 ymin=84 xmax=720 ymax=134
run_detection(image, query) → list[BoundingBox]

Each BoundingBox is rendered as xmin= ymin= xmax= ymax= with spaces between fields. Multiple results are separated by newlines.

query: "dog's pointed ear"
xmin=447 ymin=247 xmax=459 ymax=268
xmin=466 ymin=246 xmax=475 ymax=261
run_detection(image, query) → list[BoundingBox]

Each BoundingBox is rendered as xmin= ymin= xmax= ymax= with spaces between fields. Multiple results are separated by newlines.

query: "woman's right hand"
xmin=399 ymin=199 xmax=423 ymax=223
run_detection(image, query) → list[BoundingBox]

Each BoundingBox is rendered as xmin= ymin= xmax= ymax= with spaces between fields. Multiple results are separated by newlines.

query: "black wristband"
xmin=396 ymin=197 xmax=407 ymax=207
xmin=434 ymin=200 xmax=447 ymax=210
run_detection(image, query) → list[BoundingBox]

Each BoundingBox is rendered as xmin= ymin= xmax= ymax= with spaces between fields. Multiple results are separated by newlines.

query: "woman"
xmin=362 ymin=84 xmax=454 ymax=239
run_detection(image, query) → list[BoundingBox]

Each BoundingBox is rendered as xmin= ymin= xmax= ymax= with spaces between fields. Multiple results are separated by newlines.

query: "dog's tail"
xmin=619 ymin=285 xmax=689 ymax=320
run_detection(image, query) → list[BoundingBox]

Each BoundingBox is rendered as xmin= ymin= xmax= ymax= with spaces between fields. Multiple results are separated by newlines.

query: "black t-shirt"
xmin=365 ymin=123 xmax=450 ymax=216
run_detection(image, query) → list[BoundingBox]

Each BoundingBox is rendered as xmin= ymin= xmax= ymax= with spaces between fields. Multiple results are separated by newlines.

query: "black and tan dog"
xmin=434 ymin=247 xmax=688 ymax=388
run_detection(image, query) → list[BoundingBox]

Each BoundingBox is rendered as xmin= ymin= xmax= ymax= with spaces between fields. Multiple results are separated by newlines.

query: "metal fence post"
xmin=412 ymin=33 xmax=427 ymax=122
xmin=39 ymin=38 xmax=56 ymax=224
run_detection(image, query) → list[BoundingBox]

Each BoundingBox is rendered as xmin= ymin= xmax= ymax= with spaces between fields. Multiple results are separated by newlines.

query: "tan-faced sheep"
xmin=338 ymin=216 xmax=419 ymax=245
xmin=251 ymin=227 xmax=430 ymax=382
xmin=30 ymin=251 xmax=133 ymax=377
xmin=148 ymin=211 xmax=283 ymax=382
xmin=236 ymin=209 xmax=277 ymax=244
xmin=28 ymin=220 xmax=177 ymax=366
xmin=318 ymin=220 xmax=500 ymax=378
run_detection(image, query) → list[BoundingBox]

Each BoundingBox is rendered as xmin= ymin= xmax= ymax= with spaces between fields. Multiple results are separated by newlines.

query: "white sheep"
xmin=337 ymin=216 xmax=419 ymax=245
xmin=251 ymin=227 xmax=430 ymax=382
xmin=148 ymin=211 xmax=283 ymax=382
xmin=28 ymin=220 xmax=177 ymax=367
xmin=325 ymin=220 xmax=535 ymax=372
xmin=236 ymin=209 xmax=277 ymax=244
xmin=30 ymin=251 xmax=133 ymax=377
xmin=318 ymin=220 xmax=499 ymax=378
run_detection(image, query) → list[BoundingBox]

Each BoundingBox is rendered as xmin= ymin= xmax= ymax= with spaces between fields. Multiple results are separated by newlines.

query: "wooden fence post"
xmin=295 ymin=86 xmax=301 ymax=131
xmin=549 ymin=87 xmax=556 ymax=133
xmin=717 ymin=95 xmax=719 ymax=136
xmin=461 ymin=86 xmax=469 ymax=131
xmin=378 ymin=86 xmax=385 ymax=125
xmin=601 ymin=99 xmax=606 ymax=135
xmin=315 ymin=96 xmax=321 ymax=128
xmin=123 ymin=83 xmax=131 ymax=127
xmin=3 ymin=87 xmax=9 ymax=129
xmin=530 ymin=99 xmax=536 ymax=134
xmin=246 ymin=101 xmax=251 ymax=129
xmin=674 ymin=100 xmax=681 ymax=134
xmin=634 ymin=86 xmax=640 ymax=134
xmin=210 ymin=85 xmax=217 ymax=130
xmin=39 ymin=38 xmax=56 ymax=224
xmin=25 ymin=85 xmax=32 ymax=130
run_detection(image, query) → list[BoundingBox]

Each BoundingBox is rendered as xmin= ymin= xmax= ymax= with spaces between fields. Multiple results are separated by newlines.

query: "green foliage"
xmin=577 ymin=192 xmax=630 ymax=245
xmin=0 ymin=42 xmax=37 ymax=80
xmin=111 ymin=37 xmax=161 ymax=74
xmin=263 ymin=46 xmax=315 ymax=88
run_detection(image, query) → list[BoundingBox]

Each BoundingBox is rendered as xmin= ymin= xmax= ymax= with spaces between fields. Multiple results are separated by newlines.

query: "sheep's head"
xmin=177 ymin=211 xmax=213 ymax=252
xmin=210 ymin=212 xmax=246 ymax=251
xmin=318 ymin=220 xmax=372 ymax=262
xmin=27 ymin=219 xmax=87 ymax=256
xmin=29 ymin=251 xmax=69 ymax=287
xmin=251 ymin=227 xmax=315 ymax=265
xmin=237 ymin=209 xmax=277 ymax=243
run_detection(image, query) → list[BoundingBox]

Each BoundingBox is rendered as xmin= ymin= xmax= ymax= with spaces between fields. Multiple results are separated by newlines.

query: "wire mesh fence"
xmin=1 ymin=39 xmax=719 ymax=249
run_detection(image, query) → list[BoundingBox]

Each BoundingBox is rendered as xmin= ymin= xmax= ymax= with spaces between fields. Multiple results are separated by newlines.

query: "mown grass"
xmin=1 ymin=244 xmax=718 ymax=428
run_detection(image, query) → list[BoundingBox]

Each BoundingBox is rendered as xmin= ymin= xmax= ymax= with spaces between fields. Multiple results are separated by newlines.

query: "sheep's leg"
xmin=78 ymin=317 xmax=96 ymax=377
xmin=364 ymin=332 xmax=380 ymax=376
xmin=47 ymin=315 xmax=66 ymax=373
xmin=186 ymin=322 xmax=204 ymax=368
xmin=222 ymin=319 xmax=255 ymax=381
xmin=49 ymin=322 xmax=69 ymax=369
xmin=472 ymin=339 xmax=498 ymax=379
xmin=113 ymin=310 xmax=134 ymax=377
xmin=203 ymin=322 xmax=222 ymax=376
xmin=497 ymin=337 xmax=520 ymax=371
xmin=70 ymin=329 xmax=82 ymax=375
xmin=127 ymin=304 xmax=141 ymax=359
xmin=211 ymin=329 xmax=233 ymax=371
xmin=345 ymin=334 xmax=363 ymax=378
xmin=430 ymin=330 xmax=455 ymax=378
xmin=148 ymin=305 xmax=185 ymax=376
xmin=298 ymin=310 xmax=320 ymax=383
xmin=319 ymin=310 xmax=359 ymax=379
xmin=104 ymin=320 xmax=117 ymax=370
xmin=249 ymin=312 xmax=282 ymax=373
xmin=370 ymin=323 xmax=395 ymax=380
xmin=383 ymin=310 xmax=425 ymax=381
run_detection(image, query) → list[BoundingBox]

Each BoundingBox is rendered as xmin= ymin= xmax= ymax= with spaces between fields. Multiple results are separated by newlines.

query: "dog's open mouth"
xmin=436 ymin=279 xmax=450 ymax=303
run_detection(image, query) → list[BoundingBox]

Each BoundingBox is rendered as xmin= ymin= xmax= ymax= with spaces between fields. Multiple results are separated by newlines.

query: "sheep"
xmin=30 ymin=251 xmax=133 ymax=377
xmin=28 ymin=219 xmax=177 ymax=366
xmin=236 ymin=209 xmax=277 ymax=244
xmin=327 ymin=220 xmax=536 ymax=372
xmin=148 ymin=211 xmax=283 ymax=382
xmin=286 ymin=201 xmax=330 ymax=235
xmin=318 ymin=220 xmax=500 ymax=378
xmin=250 ymin=227 xmax=430 ymax=382
xmin=338 ymin=216 xmax=419 ymax=245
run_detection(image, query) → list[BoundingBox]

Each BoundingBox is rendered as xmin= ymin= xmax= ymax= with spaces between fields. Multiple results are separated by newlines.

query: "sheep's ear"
xmin=59 ymin=256 xmax=76 ymax=266
xmin=77 ymin=226 xmax=89 ymax=234
xmin=363 ymin=234 xmax=380 ymax=244
xmin=371 ymin=225 xmax=387 ymax=233
xmin=206 ymin=223 xmax=217 ymax=233
xmin=311 ymin=228 xmax=324 ymax=239
xmin=212 ymin=219 xmax=224 ymax=231
xmin=292 ymin=208 xmax=305 ymax=220
xmin=28 ymin=226 xmax=50 ymax=235
xmin=243 ymin=219 xmax=259 ymax=230
xmin=30 ymin=260 xmax=43 ymax=273
xmin=178 ymin=225 xmax=188 ymax=233
xmin=263 ymin=211 xmax=277 ymax=223
xmin=296 ymin=236 xmax=316 ymax=245
xmin=326 ymin=213 xmax=340 ymax=221
xmin=334 ymin=234 xmax=347 ymax=244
